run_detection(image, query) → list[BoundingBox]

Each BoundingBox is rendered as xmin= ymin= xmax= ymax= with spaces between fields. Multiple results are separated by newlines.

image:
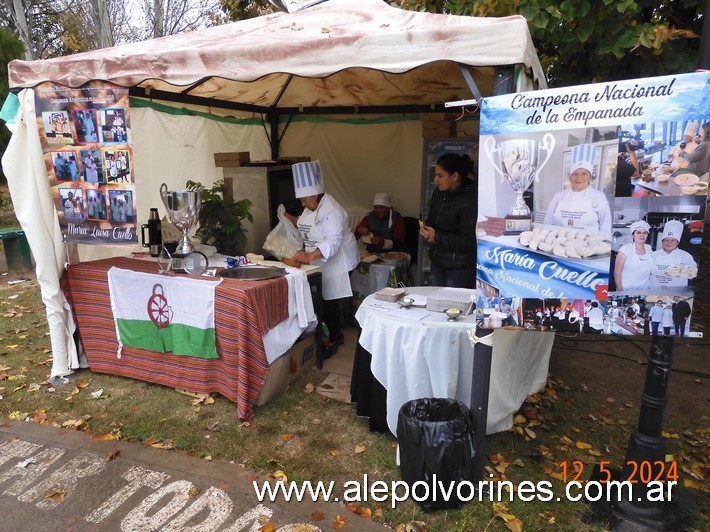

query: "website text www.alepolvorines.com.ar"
xmin=253 ymin=473 xmax=677 ymax=508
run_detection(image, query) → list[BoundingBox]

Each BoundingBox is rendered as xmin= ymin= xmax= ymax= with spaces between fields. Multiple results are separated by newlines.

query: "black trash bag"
xmin=397 ymin=398 xmax=476 ymax=511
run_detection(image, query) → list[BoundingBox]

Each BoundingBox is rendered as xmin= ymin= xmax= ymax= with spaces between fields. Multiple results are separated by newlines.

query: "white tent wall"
xmin=278 ymin=119 xmax=424 ymax=216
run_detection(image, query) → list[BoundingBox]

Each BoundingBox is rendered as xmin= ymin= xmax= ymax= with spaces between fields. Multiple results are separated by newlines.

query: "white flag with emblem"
xmin=107 ymin=267 xmax=221 ymax=359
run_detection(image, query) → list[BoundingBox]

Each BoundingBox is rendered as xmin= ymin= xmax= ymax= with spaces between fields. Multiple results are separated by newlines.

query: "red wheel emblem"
xmin=147 ymin=283 xmax=171 ymax=328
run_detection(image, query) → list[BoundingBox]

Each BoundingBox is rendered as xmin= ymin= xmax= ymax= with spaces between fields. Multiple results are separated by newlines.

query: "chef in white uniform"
xmin=544 ymin=143 xmax=612 ymax=234
xmin=651 ymin=219 xmax=697 ymax=290
xmin=666 ymin=122 xmax=699 ymax=170
xmin=288 ymin=161 xmax=359 ymax=351
xmin=613 ymin=220 xmax=653 ymax=291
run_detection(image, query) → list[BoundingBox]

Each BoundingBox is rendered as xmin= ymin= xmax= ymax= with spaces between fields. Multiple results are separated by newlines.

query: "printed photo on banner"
xmin=108 ymin=189 xmax=135 ymax=224
xmin=521 ymin=298 xmax=588 ymax=333
xmin=100 ymin=108 xmax=128 ymax=143
xmin=477 ymin=126 xmax=615 ymax=301
xmin=58 ymin=187 xmax=87 ymax=223
xmin=603 ymin=295 xmax=694 ymax=338
xmin=50 ymin=150 xmax=81 ymax=182
xmin=42 ymin=111 xmax=73 ymax=144
xmin=609 ymin=196 xmax=703 ymax=296
xmin=615 ymin=120 xmax=710 ymax=198
xmin=71 ymin=109 xmax=100 ymax=144
xmin=34 ymin=81 xmax=137 ymax=245
xmin=85 ymin=188 xmax=108 ymax=221
xmin=476 ymin=71 xmax=709 ymax=334
xmin=102 ymin=149 xmax=131 ymax=183
xmin=80 ymin=149 xmax=103 ymax=183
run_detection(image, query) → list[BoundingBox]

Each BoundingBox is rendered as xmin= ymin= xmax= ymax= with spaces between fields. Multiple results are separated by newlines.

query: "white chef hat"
xmin=684 ymin=122 xmax=699 ymax=137
xmin=570 ymin=144 xmax=595 ymax=174
xmin=661 ymin=219 xmax=684 ymax=241
xmin=373 ymin=192 xmax=392 ymax=207
xmin=629 ymin=220 xmax=650 ymax=234
xmin=292 ymin=160 xmax=325 ymax=199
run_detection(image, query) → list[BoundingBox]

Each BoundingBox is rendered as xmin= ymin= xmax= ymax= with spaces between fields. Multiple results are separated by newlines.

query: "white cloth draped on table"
xmin=262 ymin=267 xmax=317 ymax=363
xmin=355 ymin=290 xmax=553 ymax=435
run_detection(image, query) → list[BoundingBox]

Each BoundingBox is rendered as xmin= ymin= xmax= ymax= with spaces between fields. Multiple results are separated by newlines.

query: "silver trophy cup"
xmin=159 ymin=183 xmax=203 ymax=256
xmin=484 ymin=133 xmax=555 ymax=219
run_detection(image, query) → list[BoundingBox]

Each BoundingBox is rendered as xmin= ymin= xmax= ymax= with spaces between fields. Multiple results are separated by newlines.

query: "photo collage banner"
xmin=476 ymin=72 xmax=710 ymax=336
xmin=35 ymin=81 xmax=137 ymax=246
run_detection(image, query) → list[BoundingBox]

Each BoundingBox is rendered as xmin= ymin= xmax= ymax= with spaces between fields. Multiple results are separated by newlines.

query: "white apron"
xmin=620 ymin=245 xmax=652 ymax=290
xmin=298 ymin=209 xmax=353 ymax=301
xmin=551 ymin=189 xmax=598 ymax=229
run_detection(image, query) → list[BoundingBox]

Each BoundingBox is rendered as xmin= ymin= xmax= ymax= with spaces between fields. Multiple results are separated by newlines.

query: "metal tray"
xmin=218 ymin=265 xmax=287 ymax=281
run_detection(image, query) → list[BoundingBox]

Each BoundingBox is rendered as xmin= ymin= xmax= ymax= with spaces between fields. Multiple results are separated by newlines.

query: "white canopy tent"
xmin=3 ymin=0 xmax=547 ymax=378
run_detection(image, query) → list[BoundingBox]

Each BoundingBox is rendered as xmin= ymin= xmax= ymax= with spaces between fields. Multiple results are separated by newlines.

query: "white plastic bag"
xmin=263 ymin=204 xmax=303 ymax=259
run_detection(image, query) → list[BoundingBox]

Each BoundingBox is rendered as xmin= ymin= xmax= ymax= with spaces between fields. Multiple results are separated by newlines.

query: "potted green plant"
xmin=186 ymin=179 xmax=253 ymax=256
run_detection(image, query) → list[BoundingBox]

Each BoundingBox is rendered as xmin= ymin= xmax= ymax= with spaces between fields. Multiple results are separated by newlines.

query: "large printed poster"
xmin=35 ymin=82 xmax=137 ymax=245
xmin=477 ymin=72 xmax=709 ymax=336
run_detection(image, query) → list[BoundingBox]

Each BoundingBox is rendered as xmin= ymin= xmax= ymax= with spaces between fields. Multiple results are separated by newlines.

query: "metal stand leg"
xmin=470 ymin=328 xmax=493 ymax=494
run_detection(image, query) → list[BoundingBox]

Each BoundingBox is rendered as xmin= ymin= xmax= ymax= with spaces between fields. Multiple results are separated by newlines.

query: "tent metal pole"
xmin=458 ymin=65 xmax=482 ymax=101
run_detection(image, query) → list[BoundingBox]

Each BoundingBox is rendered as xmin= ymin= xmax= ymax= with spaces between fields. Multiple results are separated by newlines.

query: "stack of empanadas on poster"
xmin=518 ymin=226 xmax=611 ymax=258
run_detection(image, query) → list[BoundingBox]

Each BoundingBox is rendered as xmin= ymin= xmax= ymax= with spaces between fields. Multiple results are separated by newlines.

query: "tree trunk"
xmin=7 ymin=0 xmax=33 ymax=59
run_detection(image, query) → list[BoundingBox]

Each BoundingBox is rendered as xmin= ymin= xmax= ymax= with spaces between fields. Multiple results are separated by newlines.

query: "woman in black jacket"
xmin=420 ymin=153 xmax=477 ymax=288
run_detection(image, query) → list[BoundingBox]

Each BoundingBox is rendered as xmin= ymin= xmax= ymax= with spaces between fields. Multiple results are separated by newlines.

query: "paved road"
xmin=0 ymin=419 xmax=385 ymax=531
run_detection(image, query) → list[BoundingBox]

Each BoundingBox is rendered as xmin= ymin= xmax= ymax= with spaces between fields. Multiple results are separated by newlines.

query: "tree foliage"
xmin=0 ymin=27 xmax=24 ymax=184
xmin=218 ymin=0 xmax=273 ymax=21
xmin=393 ymin=0 xmax=704 ymax=87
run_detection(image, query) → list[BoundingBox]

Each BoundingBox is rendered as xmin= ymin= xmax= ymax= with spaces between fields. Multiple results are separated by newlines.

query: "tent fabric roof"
xmin=9 ymin=0 xmax=546 ymax=111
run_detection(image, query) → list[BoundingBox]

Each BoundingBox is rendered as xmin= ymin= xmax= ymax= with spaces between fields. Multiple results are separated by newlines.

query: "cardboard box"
xmin=214 ymin=151 xmax=251 ymax=167
xmin=256 ymin=333 xmax=316 ymax=406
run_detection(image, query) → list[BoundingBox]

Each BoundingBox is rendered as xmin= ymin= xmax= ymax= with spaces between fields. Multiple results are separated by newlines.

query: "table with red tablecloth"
xmin=61 ymin=257 xmax=288 ymax=420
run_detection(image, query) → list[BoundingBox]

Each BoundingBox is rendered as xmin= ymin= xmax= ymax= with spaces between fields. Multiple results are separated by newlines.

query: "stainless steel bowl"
xmin=399 ymin=297 xmax=414 ymax=309
xmin=445 ymin=307 xmax=461 ymax=321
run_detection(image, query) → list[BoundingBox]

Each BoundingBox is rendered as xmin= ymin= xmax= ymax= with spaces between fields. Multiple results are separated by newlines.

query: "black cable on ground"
xmin=551 ymin=333 xmax=710 ymax=379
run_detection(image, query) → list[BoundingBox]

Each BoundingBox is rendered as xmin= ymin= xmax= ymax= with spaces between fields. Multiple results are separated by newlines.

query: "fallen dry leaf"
xmin=576 ymin=441 xmax=592 ymax=450
xmin=273 ymin=470 xmax=288 ymax=483
xmin=282 ymin=433 xmax=295 ymax=441
xmin=43 ymin=487 xmax=68 ymax=502
xmin=261 ymin=523 xmax=275 ymax=532
xmin=108 ymin=450 xmax=121 ymax=461
xmin=505 ymin=517 xmax=524 ymax=532
xmin=305 ymin=383 xmax=315 ymax=393
xmin=188 ymin=486 xmax=200 ymax=497
xmin=76 ymin=381 xmax=89 ymax=389
xmin=330 ymin=450 xmax=340 ymax=457
xmin=332 ymin=515 xmax=348 ymax=529
xmin=355 ymin=445 xmax=366 ymax=454
xmin=150 ymin=442 xmax=174 ymax=450
xmin=354 ymin=507 xmax=372 ymax=519
xmin=311 ymin=511 xmax=325 ymax=521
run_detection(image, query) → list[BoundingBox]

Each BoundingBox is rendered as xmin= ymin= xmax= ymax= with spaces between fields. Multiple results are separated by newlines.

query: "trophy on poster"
xmin=159 ymin=182 xmax=204 ymax=256
xmin=484 ymin=133 xmax=555 ymax=234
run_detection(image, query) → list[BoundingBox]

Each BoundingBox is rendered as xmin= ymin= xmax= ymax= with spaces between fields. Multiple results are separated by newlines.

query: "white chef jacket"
xmin=651 ymin=247 xmax=697 ymax=289
xmin=670 ymin=139 xmax=698 ymax=170
xmin=544 ymin=187 xmax=612 ymax=234
xmin=297 ymin=193 xmax=359 ymax=300
xmin=617 ymin=242 xmax=653 ymax=291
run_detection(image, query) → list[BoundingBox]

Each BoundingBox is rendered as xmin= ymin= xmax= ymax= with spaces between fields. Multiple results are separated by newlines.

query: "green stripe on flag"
xmin=116 ymin=319 xmax=218 ymax=359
